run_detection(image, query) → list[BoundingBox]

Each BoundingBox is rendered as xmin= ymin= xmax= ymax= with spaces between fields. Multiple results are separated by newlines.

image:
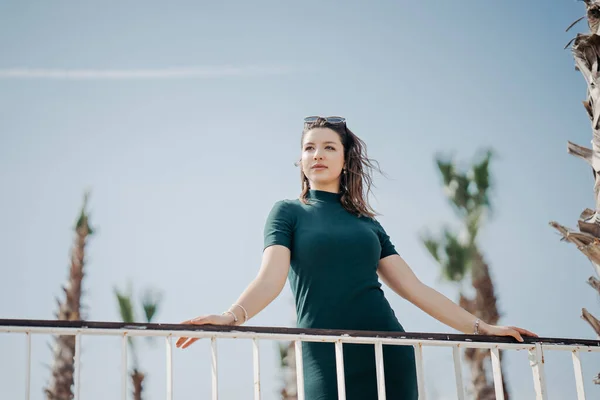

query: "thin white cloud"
xmin=0 ymin=65 xmax=302 ymax=80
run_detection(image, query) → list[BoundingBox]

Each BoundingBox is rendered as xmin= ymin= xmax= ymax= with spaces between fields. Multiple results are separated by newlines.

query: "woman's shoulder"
xmin=268 ymin=197 xmax=303 ymax=214
xmin=275 ymin=197 xmax=301 ymax=205
xmin=357 ymin=212 xmax=379 ymax=223
xmin=358 ymin=214 xmax=385 ymax=230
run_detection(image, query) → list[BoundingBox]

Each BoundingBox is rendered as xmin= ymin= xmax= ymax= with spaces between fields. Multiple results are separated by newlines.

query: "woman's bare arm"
xmin=230 ymin=244 xmax=291 ymax=322
xmin=176 ymin=245 xmax=290 ymax=348
xmin=377 ymin=254 xmax=537 ymax=341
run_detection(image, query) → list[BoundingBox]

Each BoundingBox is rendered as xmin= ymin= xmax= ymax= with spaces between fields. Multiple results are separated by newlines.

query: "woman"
xmin=176 ymin=116 xmax=537 ymax=399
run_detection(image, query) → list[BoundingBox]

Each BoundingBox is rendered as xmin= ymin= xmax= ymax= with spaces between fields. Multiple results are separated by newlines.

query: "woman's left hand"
xmin=479 ymin=323 xmax=539 ymax=342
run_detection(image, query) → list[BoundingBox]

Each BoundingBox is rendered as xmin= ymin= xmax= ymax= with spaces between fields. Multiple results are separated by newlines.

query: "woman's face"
xmin=301 ymin=127 xmax=345 ymax=191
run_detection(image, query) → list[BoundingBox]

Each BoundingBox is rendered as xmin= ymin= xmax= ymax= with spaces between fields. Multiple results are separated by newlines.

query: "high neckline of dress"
xmin=307 ymin=189 xmax=342 ymax=203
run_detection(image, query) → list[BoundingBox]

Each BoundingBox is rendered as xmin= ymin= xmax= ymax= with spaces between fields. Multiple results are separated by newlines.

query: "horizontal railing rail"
xmin=1 ymin=319 xmax=599 ymax=400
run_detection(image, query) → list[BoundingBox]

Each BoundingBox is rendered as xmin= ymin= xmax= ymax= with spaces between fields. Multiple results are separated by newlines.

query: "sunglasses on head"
xmin=304 ymin=116 xmax=346 ymax=124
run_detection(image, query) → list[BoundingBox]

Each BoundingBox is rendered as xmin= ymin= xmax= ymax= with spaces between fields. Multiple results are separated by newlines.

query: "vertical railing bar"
xmin=529 ymin=343 xmax=548 ymax=400
xmin=571 ymin=350 xmax=586 ymax=400
xmin=452 ymin=345 xmax=465 ymax=400
xmin=413 ymin=343 xmax=426 ymax=400
xmin=166 ymin=336 xmax=173 ymax=400
xmin=211 ymin=336 xmax=218 ymax=400
xmin=295 ymin=340 xmax=305 ymax=400
xmin=74 ymin=333 xmax=81 ymax=400
xmin=121 ymin=334 xmax=128 ymax=400
xmin=25 ymin=331 xmax=31 ymax=400
xmin=334 ymin=340 xmax=346 ymax=400
xmin=374 ymin=341 xmax=386 ymax=400
xmin=252 ymin=338 xmax=261 ymax=400
xmin=490 ymin=347 xmax=505 ymax=400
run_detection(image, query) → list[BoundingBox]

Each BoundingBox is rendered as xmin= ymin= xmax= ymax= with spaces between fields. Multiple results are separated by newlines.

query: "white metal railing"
xmin=1 ymin=319 xmax=599 ymax=400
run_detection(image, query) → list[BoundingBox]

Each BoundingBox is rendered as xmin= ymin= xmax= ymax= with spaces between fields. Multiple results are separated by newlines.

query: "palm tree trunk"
xmin=472 ymin=250 xmax=510 ymax=400
xmin=551 ymin=4 xmax=600 ymax=380
xmin=460 ymin=294 xmax=493 ymax=399
xmin=45 ymin=194 xmax=93 ymax=400
xmin=459 ymin=251 xmax=510 ymax=400
xmin=131 ymin=370 xmax=145 ymax=400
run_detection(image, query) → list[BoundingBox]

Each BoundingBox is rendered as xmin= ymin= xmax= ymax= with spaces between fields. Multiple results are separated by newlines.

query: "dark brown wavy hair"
xmin=298 ymin=117 xmax=383 ymax=218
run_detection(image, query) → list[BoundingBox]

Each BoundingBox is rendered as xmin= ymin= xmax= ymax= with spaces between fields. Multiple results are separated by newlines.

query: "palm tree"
xmin=421 ymin=150 xmax=510 ymax=399
xmin=45 ymin=192 xmax=94 ymax=400
xmin=550 ymin=0 xmax=600 ymax=385
xmin=115 ymin=284 xmax=162 ymax=400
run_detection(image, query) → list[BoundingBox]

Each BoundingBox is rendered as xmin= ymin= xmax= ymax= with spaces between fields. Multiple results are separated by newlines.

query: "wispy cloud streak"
xmin=0 ymin=65 xmax=302 ymax=80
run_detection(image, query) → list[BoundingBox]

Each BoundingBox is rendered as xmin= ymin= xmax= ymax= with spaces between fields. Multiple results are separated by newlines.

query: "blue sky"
xmin=1 ymin=1 xmax=599 ymax=399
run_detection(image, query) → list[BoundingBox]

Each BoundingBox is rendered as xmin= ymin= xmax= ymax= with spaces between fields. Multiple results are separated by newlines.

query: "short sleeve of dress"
xmin=373 ymin=219 xmax=399 ymax=259
xmin=263 ymin=200 xmax=294 ymax=251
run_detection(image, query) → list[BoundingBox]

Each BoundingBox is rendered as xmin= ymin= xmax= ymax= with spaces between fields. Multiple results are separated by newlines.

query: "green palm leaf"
xmin=422 ymin=228 xmax=471 ymax=283
xmin=421 ymin=233 xmax=441 ymax=263
xmin=442 ymin=229 xmax=471 ymax=282
xmin=141 ymin=288 xmax=162 ymax=323
xmin=436 ymin=159 xmax=455 ymax=186
xmin=115 ymin=287 xmax=135 ymax=324
xmin=114 ymin=285 xmax=137 ymax=357
xmin=471 ymin=150 xmax=493 ymax=210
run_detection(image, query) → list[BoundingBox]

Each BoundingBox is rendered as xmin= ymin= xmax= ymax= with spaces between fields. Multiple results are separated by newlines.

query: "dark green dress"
xmin=264 ymin=190 xmax=418 ymax=400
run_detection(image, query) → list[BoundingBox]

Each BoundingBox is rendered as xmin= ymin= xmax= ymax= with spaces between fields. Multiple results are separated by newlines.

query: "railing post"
xmin=571 ymin=350 xmax=586 ymax=400
xmin=74 ymin=333 xmax=81 ymax=400
xmin=166 ymin=336 xmax=173 ymax=400
xmin=490 ymin=347 xmax=505 ymax=400
xmin=452 ymin=345 xmax=465 ymax=400
xmin=252 ymin=338 xmax=261 ymax=400
xmin=413 ymin=343 xmax=426 ymax=400
xmin=374 ymin=341 xmax=386 ymax=400
xmin=211 ymin=336 xmax=218 ymax=400
xmin=529 ymin=343 xmax=548 ymax=400
xmin=295 ymin=340 xmax=305 ymax=400
xmin=334 ymin=340 xmax=346 ymax=400
xmin=25 ymin=332 xmax=31 ymax=400
xmin=121 ymin=334 xmax=128 ymax=400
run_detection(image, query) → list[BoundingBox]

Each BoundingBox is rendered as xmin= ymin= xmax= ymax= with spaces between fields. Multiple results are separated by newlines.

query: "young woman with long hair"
xmin=176 ymin=116 xmax=537 ymax=399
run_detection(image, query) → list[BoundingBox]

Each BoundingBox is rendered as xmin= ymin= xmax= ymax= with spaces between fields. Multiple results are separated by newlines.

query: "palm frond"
xmin=471 ymin=150 xmax=493 ymax=211
xmin=114 ymin=285 xmax=137 ymax=356
xmin=421 ymin=233 xmax=441 ymax=262
xmin=115 ymin=286 xmax=135 ymax=324
xmin=422 ymin=227 xmax=471 ymax=283
xmin=436 ymin=155 xmax=474 ymax=214
xmin=435 ymin=157 xmax=455 ymax=186
xmin=452 ymin=174 xmax=472 ymax=211
xmin=566 ymin=15 xmax=586 ymax=33
xmin=75 ymin=191 xmax=95 ymax=235
xmin=442 ymin=229 xmax=471 ymax=282
xmin=141 ymin=288 xmax=163 ymax=323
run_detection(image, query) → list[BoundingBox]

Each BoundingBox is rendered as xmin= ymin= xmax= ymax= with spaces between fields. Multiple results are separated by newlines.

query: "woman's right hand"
xmin=175 ymin=314 xmax=234 ymax=349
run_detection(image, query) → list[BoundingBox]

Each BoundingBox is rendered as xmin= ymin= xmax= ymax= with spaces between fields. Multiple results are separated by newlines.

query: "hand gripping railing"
xmin=1 ymin=319 xmax=599 ymax=400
